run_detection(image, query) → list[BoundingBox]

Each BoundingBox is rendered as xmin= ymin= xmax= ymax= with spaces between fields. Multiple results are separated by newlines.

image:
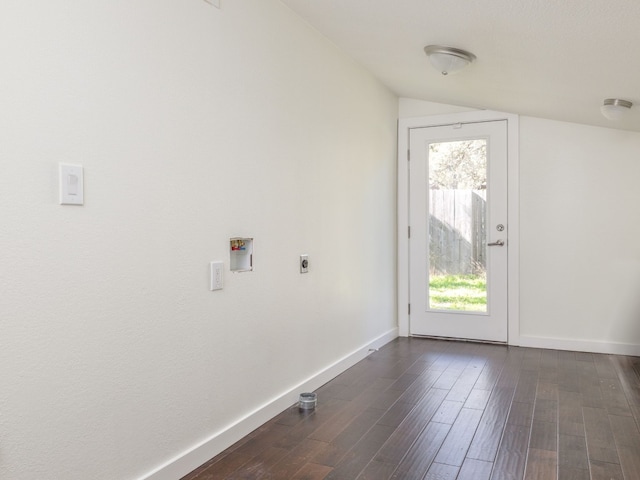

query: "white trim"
xmin=138 ymin=327 xmax=399 ymax=480
xmin=397 ymin=110 xmax=520 ymax=344
xmin=506 ymin=116 xmax=520 ymax=346
xmin=519 ymin=335 xmax=640 ymax=357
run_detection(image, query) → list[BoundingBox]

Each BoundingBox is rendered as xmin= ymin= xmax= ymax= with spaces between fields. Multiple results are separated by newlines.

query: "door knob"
xmin=488 ymin=240 xmax=505 ymax=247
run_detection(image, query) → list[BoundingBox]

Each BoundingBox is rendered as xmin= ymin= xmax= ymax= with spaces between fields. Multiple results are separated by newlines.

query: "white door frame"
xmin=398 ymin=110 xmax=520 ymax=345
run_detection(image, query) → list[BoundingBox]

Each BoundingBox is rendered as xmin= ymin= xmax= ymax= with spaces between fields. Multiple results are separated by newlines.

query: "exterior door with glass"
xmin=409 ymin=120 xmax=508 ymax=342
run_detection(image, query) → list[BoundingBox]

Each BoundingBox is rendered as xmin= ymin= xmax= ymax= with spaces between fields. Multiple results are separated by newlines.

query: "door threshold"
xmin=410 ymin=334 xmax=507 ymax=346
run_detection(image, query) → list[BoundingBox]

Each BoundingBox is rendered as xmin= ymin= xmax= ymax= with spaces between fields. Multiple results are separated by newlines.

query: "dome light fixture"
xmin=424 ymin=45 xmax=476 ymax=76
xmin=601 ymin=98 xmax=633 ymax=121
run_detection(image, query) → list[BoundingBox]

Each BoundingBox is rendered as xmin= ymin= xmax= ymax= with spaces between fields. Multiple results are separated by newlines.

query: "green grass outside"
xmin=429 ymin=274 xmax=487 ymax=312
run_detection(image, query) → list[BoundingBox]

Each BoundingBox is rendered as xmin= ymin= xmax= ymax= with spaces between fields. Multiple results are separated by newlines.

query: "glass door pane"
xmin=427 ymin=139 xmax=487 ymax=312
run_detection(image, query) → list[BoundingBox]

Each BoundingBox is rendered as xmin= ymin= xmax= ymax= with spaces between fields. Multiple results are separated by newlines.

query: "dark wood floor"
xmin=181 ymin=338 xmax=640 ymax=480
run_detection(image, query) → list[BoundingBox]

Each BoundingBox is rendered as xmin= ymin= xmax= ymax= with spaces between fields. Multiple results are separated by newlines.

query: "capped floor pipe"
xmin=298 ymin=392 xmax=317 ymax=412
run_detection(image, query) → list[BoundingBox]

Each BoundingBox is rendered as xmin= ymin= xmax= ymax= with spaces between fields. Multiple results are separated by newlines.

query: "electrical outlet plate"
xmin=300 ymin=254 xmax=309 ymax=274
xmin=210 ymin=261 xmax=224 ymax=290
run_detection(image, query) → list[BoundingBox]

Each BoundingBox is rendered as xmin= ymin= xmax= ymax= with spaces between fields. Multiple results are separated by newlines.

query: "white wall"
xmin=519 ymin=117 xmax=640 ymax=353
xmin=398 ymin=97 xmax=476 ymax=117
xmin=400 ymin=98 xmax=640 ymax=355
xmin=0 ymin=2 xmax=398 ymax=479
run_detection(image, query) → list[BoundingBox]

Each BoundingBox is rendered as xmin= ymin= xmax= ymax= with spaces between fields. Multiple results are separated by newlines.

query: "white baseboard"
xmin=139 ymin=327 xmax=399 ymax=480
xmin=518 ymin=334 xmax=640 ymax=357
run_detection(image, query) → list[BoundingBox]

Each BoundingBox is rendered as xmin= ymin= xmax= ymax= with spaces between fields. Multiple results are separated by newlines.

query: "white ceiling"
xmin=281 ymin=0 xmax=640 ymax=131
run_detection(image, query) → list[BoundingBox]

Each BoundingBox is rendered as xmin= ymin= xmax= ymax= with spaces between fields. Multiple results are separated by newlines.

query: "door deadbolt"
xmin=496 ymin=224 xmax=505 ymax=231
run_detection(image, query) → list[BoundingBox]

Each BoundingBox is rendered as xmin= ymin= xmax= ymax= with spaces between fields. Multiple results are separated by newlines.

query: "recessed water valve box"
xmin=230 ymin=238 xmax=253 ymax=272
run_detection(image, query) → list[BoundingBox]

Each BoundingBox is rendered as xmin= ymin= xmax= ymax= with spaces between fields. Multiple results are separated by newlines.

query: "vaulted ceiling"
xmin=281 ymin=0 xmax=640 ymax=131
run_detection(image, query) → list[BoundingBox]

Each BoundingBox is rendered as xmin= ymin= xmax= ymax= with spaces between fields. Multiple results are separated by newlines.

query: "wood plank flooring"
xmin=181 ymin=338 xmax=640 ymax=480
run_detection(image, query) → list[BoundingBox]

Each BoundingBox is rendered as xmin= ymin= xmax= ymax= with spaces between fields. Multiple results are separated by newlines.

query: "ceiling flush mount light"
xmin=601 ymin=98 xmax=633 ymax=121
xmin=424 ymin=45 xmax=476 ymax=75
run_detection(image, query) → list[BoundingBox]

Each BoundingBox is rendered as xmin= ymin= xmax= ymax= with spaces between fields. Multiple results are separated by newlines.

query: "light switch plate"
xmin=59 ymin=164 xmax=84 ymax=205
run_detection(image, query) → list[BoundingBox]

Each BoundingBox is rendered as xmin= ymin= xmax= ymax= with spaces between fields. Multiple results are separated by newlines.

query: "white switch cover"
xmin=210 ymin=261 xmax=224 ymax=290
xmin=59 ymin=164 xmax=84 ymax=205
